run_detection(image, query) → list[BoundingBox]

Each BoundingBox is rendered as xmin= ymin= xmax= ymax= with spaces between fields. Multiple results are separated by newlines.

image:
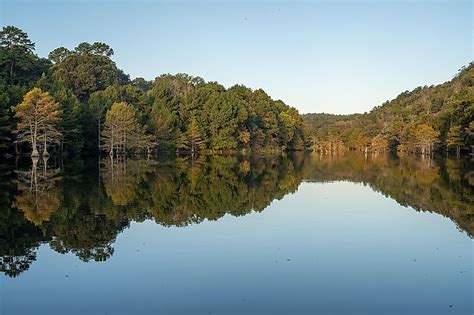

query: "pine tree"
xmin=186 ymin=117 xmax=205 ymax=153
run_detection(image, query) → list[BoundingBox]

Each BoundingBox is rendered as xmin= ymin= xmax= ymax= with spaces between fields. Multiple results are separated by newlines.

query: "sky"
xmin=0 ymin=0 xmax=472 ymax=114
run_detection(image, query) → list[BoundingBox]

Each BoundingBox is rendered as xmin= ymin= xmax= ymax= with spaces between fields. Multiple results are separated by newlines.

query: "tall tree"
xmin=11 ymin=87 xmax=61 ymax=156
xmin=184 ymin=117 xmax=205 ymax=153
xmin=446 ymin=125 xmax=463 ymax=157
xmin=48 ymin=47 xmax=71 ymax=64
xmin=414 ymin=124 xmax=439 ymax=156
xmin=50 ymin=82 xmax=84 ymax=154
xmin=0 ymin=79 xmax=11 ymax=152
xmin=101 ymin=102 xmax=150 ymax=156
xmin=465 ymin=121 xmax=474 ymax=156
xmin=279 ymin=108 xmax=299 ymax=149
xmin=49 ymin=42 xmax=128 ymax=101
xmin=0 ymin=26 xmax=35 ymax=84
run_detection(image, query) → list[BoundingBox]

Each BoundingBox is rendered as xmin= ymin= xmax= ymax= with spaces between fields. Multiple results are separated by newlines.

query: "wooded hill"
xmin=303 ymin=64 xmax=474 ymax=155
xmin=1 ymin=25 xmax=472 ymax=158
xmin=0 ymin=26 xmax=307 ymax=158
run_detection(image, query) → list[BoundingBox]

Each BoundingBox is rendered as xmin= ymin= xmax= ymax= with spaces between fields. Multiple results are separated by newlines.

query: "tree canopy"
xmin=303 ymin=64 xmax=474 ymax=156
xmin=0 ymin=25 xmax=472 ymax=158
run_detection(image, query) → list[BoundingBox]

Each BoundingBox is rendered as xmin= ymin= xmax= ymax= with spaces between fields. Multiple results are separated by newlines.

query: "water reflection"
xmin=301 ymin=153 xmax=473 ymax=235
xmin=0 ymin=153 xmax=472 ymax=277
xmin=13 ymin=156 xmax=61 ymax=226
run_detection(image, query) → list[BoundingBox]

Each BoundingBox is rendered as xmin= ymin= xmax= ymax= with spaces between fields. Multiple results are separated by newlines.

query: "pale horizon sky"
xmin=1 ymin=0 xmax=472 ymax=114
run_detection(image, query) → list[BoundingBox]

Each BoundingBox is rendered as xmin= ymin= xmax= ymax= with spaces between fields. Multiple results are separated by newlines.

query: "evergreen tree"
xmin=186 ymin=117 xmax=205 ymax=153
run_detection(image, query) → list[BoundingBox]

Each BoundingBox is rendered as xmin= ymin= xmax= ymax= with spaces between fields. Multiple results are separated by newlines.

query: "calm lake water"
xmin=0 ymin=153 xmax=472 ymax=315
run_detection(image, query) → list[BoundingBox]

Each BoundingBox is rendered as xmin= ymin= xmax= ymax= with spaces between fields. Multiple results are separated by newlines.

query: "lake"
xmin=0 ymin=153 xmax=472 ymax=315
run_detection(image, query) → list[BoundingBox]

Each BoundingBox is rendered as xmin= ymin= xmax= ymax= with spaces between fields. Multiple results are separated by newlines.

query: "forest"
xmin=0 ymin=26 xmax=307 ymax=158
xmin=303 ymin=64 xmax=474 ymax=156
xmin=0 ymin=25 xmax=472 ymax=158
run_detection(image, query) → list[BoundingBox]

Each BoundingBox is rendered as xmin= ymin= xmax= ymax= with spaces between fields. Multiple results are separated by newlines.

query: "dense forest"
xmin=0 ymin=25 xmax=472 ymax=158
xmin=0 ymin=26 xmax=307 ymax=158
xmin=303 ymin=64 xmax=474 ymax=156
xmin=1 ymin=152 xmax=472 ymax=277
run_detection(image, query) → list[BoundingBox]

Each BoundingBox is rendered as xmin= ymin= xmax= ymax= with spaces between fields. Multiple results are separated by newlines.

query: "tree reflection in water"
xmin=0 ymin=153 xmax=472 ymax=277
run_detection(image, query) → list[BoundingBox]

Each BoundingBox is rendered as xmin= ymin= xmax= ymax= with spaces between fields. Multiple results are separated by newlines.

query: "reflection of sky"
xmin=2 ymin=182 xmax=472 ymax=315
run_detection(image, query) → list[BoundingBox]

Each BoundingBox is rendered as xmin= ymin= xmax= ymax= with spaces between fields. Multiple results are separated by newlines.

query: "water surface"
xmin=0 ymin=153 xmax=472 ymax=314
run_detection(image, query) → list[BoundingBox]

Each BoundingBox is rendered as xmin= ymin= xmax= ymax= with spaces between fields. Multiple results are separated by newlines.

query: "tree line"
xmin=0 ymin=26 xmax=308 ymax=158
xmin=303 ymin=64 xmax=474 ymax=156
xmin=1 ymin=25 xmax=472 ymax=159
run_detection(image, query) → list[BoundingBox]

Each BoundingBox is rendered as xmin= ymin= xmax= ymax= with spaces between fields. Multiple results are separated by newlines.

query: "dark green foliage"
xmin=51 ymin=83 xmax=84 ymax=154
xmin=48 ymin=41 xmax=127 ymax=102
xmin=50 ymin=53 xmax=129 ymax=101
xmin=148 ymin=75 xmax=307 ymax=152
xmin=0 ymin=26 xmax=51 ymax=154
xmin=0 ymin=79 xmax=11 ymax=151
xmin=0 ymin=26 xmax=50 ymax=86
xmin=1 ymin=25 xmax=471 ymax=157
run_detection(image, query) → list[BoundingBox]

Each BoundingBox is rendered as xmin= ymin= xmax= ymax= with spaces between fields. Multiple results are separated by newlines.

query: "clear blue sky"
xmin=1 ymin=0 xmax=472 ymax=114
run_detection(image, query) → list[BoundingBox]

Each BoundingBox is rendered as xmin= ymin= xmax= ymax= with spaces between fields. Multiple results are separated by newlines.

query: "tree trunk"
xmin=9 ymin=61 xmax=14 ymax=85
xmin=43 ymin=133 xmax=49 ymax=157
xmin=31 ymin=156 xmax=39 ymax=192
xmin=31 ymin=122 xmax=39 ymax=157
xmin=98 ymin=118 xmax=101 ymax=152
xmin=31 ymin=139 xmax=39 ymax=157
xmin=43 ymin=156 xmax=49 ymax=175
xmin=109 ymin=126 xmax=114 ymax=157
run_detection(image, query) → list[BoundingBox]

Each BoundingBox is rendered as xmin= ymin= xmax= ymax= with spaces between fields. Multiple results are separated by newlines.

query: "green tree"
xmin=279 ymin=108 xmax=299 ymax=149
xmin=49 ymin=42 xmax=128 ymax=100
xmin=48 ymin=47 xmax=71 ymax=64
xmin=206 ymin=91 xmax=247 ymax=151
xmin=414 ymin=124 xmax=439 ymax=156
xmin=0 ymin=26 xmax=35 ymax=84
xmin=184 ymin=116 xmax=205 ymax=153
xmin=101 ymin=102 xmax=151 ymax=156
xmin=0 ymin=79 xmax=11 ymax=152
xmin=446 ymin=125 xmax=463 ymax=157
xmin=465 ymin=121 xmax=474 ymax=155
xmin=50 ymin=82 xmax=84 ymax=154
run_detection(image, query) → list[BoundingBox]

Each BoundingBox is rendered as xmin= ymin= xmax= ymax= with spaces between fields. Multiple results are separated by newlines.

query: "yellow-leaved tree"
xmin=12 ymin=87 xmax=61 ymax=157
xmin=414 ymin=124 xmax=439 ymax=156
xmin=101 ymin=102 xmax=152 ymax=156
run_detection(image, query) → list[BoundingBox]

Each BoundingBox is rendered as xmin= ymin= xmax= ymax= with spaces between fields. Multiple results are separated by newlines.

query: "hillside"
xmin=303 ymin=64 xmax=474 ymax=155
